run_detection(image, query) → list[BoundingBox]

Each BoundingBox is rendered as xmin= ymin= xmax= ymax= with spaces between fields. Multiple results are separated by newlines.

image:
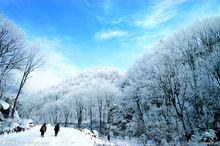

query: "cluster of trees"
xmin=20 ymin=67 xmax=122 ymax=140
xmin=0 ymin=14 xmax=42 ymax=119
xmin=20 ymin=16 xmax=220 ymax=144
xmin=119 ymin=16 xmax=220 ymax=143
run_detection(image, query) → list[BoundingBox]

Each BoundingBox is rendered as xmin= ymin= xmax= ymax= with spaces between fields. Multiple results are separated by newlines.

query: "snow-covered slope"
xmin=0 ymin=125 xmax=114 ymax=146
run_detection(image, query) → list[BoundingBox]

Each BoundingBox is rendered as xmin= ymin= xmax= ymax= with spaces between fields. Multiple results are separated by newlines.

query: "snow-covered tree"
xmin=121 ymin=16 xmax=220 ymax=143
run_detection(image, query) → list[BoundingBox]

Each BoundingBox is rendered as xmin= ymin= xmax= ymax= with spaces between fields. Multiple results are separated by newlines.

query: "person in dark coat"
xmin=40 ymin=123 xmax=47 ymax=137
xmin=54 ymin=123 xmax=60 ymax=136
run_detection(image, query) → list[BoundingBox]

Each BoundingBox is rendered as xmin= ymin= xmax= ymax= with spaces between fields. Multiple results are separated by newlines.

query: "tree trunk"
xmin=11 ymin=82 xmax=23 ymax=118
xmin=98 ymin=100 xmax=103 ymax=133
xmin=64 ymin=111 xmax=69 ymax=127
xmin=135 ymin=98 xmax=146 ymax=135
xmin=89 ymin=106 xmax=93 ymax=131
xmin=107 ymin=103 xmax=111 ymax=141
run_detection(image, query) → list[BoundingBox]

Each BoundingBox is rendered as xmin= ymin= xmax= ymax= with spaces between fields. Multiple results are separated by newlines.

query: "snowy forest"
xmin=0 ymin=13 xmax=220 ymax=145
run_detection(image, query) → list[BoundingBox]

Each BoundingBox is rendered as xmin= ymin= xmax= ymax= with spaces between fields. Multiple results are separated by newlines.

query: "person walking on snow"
xmin=40 ymin=123 xmax=47 ymax=137
xmin=54 ymin=123 xmax=60 ymax=136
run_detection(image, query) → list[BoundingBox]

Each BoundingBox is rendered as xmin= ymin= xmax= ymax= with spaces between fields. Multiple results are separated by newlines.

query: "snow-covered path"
xmin=0 ymin=125 xmax=114 ymax=146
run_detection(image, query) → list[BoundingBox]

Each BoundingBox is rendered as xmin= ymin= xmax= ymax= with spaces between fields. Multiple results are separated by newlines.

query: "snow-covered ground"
xmin=0 ymin=125 xmax=115 ymax=146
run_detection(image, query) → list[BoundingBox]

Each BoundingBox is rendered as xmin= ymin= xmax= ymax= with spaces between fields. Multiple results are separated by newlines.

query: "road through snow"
xmin=0 ymin=125 xmax=114 ymax=146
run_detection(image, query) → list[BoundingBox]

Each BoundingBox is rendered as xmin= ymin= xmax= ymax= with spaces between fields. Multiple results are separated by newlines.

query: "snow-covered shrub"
xmin=0 ymin=118 xmax=34 ymax=134
xmin=200 ymin=129 xmax=217 ymax=142
xmin=0 ymin=100 xmax=10 ymax=110
xmin=191 ymin=129 xmax=218 ymax=143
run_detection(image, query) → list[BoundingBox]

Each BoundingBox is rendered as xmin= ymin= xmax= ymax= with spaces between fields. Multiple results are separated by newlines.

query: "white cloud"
xmin=94 ymin=29 xmax=127 ymax=41
xmin=134 ymin=0 xmax=188 ymax=28
xmin=24 ymin=37 xmax=79 ymax=93
xmin=135 ymin=10 xmax=176 ymax=28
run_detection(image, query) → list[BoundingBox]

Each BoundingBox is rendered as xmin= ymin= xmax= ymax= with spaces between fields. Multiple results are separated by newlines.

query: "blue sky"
xmin=0 ymin=0 xmax=220 ymax=91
